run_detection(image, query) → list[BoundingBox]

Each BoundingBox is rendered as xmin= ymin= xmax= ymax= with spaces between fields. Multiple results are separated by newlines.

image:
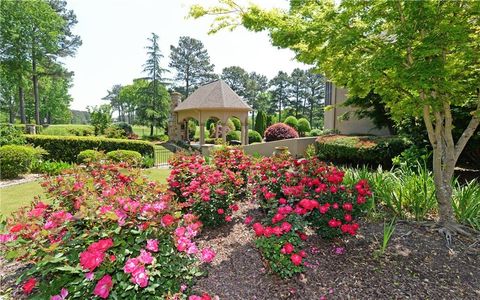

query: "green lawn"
xmin=0 ymin=168 xmax=170 ymax=216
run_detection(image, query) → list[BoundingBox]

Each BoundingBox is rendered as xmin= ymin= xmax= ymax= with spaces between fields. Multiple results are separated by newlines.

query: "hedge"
xmin=25 ymin=134 xmax=155 ymax=163
xmin=315 ymin=135 xmax=411 ymax=167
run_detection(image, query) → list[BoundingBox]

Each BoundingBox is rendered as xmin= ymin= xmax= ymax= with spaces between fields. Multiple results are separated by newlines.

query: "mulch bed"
xmin=193 ymin=201 xmax=480 ymax=299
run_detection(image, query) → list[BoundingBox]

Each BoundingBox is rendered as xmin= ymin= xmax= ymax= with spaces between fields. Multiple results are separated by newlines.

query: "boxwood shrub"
xmin=0 ymin=145 xmax=44 ymax=179
xmin=25 ymin=135 xmax=155 ymax=163
xmin=248 ymin=130 xmax=262 ymax=143
xmin=315 ymin=135 xmax=411 ymax=167
xmin=106 ymin=150 xmax=142 ymax=166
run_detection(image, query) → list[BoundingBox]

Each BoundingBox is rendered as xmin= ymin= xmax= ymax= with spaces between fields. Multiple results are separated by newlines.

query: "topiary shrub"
xmin=230 ymin=117 xmax=241 ymax=131
xmin=248 ymin=130 xmax=262 ymax=143
xmin=315 ymin=135 xmax=411 ymax=167
xmin=284 ymin=116 xmax=298 ymax=130
xmin=264 ymin=123 xmax=299 ymax=142
xmin=77 ymin=150 xmax=106 ymax=164
xmin=106 ymin=150 xmax=142 ymax=166
xmin=226 ymin=130 xmax=241 ymax=143
xmin=0 ymin=145 xmax=44 ymax=179
xmin=25 ymin=135 xmax=155 ymax=163
xmin=0 ymin=125 xmax=26 ymax=146
xmin=255 ymin=111 xmax=267 ymax=137
xmin=297 ymin=118 xmax=311 ymax=136
xmin=309 ymin=128 xmax=323 ymax=136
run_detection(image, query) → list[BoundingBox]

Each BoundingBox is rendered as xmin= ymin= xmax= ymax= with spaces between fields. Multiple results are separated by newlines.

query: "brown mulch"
xmin=194 ymin=201 xmax=480 ymax=299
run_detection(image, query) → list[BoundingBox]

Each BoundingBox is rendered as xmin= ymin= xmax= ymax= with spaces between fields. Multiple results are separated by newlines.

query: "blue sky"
xmin=62 ymin=0 xmax=308 ymax=110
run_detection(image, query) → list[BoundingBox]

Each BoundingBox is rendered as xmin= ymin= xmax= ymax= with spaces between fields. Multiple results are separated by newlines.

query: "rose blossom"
xmin=290 ymin=253 xmax=303 ymax=266
xmin=22 ymin=277 xmax=36 ymax=294
xmin=244 ymin=216 xmax=253 ymax=225
xmin=123 ymin=258 xmax=141 ymax=274
xmin=200 ymin=248 xmax=216 ymax=263
xmin=161 ymin=214 xmax=175 ymax=227
xmin=50 ymin=288 xmax=68 ymax=300
xmin=88 ymin=238 xmax=114 ymax=252
xmin=138 ymin=249 xmax=153 ymax=264
xmin=146 ymin=239 xmax=159 ymax=252
xmin=93 ymin=275 xmax=113 ymax=299
xmin=79 ymin=250 xmax=105 ymax=271
xmin=131 ymin=267 xmax=149 ymax=287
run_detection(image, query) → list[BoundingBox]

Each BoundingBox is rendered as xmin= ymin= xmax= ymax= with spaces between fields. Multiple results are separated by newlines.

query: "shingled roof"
xmin=174 ymin=80 xmax=252 ymax=112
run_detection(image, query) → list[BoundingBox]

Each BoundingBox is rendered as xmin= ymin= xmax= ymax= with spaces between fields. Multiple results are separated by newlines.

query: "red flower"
xmin=252 ymin=223 xmax=264 ymax=236
xmin=281 ymin=243 xmax=294 ymax=254
xmin=22 ymin=277 xmax=36 ymax=294
xmin=161 ymin=214 xmax=175 ymax=227
xmin=342 ymin=203 xmax=353 ymax=212
xmin=290 ymin=253 xmax=303 ymax=266
xmin=344 ymin=214 xmax=352 ymax=222
xmin=281 ymin=222 xmax=292 ymax=233
xmin=10 ymin=223 xmax=24 ymax=233
xmin=244 ymin=216 xmax=253 ymax=225
xmin=80 ymin=250 xmax=105 ymax=271
xmin=88 ymin=238 xmax=113 ymax=252
xmin=217 ymin=208 xmax=224 ymax=215
xmin=225 ymin=215 xmax=232 ymax=222
xmin=93 ymin=275 xmax=113 ymax=299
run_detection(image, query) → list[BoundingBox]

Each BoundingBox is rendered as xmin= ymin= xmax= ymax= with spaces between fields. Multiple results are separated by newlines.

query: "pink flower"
xmin=244 ymin=216 xmax=253 ymax=225
xmin=123 ymin=258 xmax=140 ymax=274
xmin=200 ymin=248 xmax=216 ymax=263
xmin=217 ymin=208 xmax=224 ymax=215
xmin=93 ymin=275 xmax=113 ymax=299
xmin=0 ymin=233 xmax=17 ymax=243
xmin=281 ymin=243 xmax=294 ymax=254
xmin=50 ymin=288 xmax=68 ymax=300
xmin=281 ymin=222 xmax=292 ymax=233
xmin=225 ymin=215 xmax=232 ymax=222
xmin=146 ymin=239 xmax=159 ymax=252
xmin=186 ymin=244 xmax=198 ymax=255
xmin=85 ymin=272 xmax=94 ymax=281
xmin=138 ymin=249 xmax=153 ymax=264
xmin=131 ymin=267 xmax=149 ymax=287
xmin=252 ymin=223 xmax=264 ymax=236
xmin=342 ymin=202 xmax=353 ymax=211
xmin=79 ymin=250 xmax=105 ymax=271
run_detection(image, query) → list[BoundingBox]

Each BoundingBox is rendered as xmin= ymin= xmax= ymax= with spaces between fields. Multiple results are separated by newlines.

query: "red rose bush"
xmin=0 ymin=163 xmax=213 ymax=299
xmin=249 ymin=156 xmax=372 ymax=277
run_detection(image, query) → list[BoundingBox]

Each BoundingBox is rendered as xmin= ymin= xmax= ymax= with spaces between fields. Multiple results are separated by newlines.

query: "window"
xmin=325 ymin=81 xmax=333 ymax=105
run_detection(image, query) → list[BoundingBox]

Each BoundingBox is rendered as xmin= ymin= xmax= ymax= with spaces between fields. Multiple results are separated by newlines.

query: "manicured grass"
xmin=0 ymin=168 xmax=170 ymax=216
xmin=132 ymin=125 xmax=164 ymax=137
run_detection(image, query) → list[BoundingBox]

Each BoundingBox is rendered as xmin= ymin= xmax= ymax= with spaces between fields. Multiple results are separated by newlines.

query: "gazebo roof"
xmin=174 ymin=80 xmax=252 ymax=112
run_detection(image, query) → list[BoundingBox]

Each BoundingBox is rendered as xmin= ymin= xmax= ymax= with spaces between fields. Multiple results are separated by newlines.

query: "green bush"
xmin=284 ymin=116 xmax=298 ymax=130
xmin=105 ymin=126 xmax=126 ymax=139
xmin=255 ymin=111 xmax=267 ymax=137
xmin=77 ymin=149 xmax=106 ymax=163
xmin=297 ymin=118 xmax=311 ymax=136
xmin=41 ymin=125 xmax=94 ymax=136
xmin=0 ymin=125 xmax=26 ymax=146
xmin=113 ymin=122 xmax=133 ymax=135
xmin=25 ymin=135 xmax=155 ymax=163
xmin=31 ymin=160 xmax=72 ymax=175
xmin=230 ymin=117 xmax=241 ymax=131
xmin=315 ymin=135 xmax=411 ymax=167
xmin=0 ymin=145 xmax=44 ymax=179
xmin=226 ymin=130 xmax=241 ymax=143
xmin=248 ymin=130 xmax=262 ymax=143
xmin=141 ymin=134 xmax=169 ymax=142
xmin=309 ymin=128 xmax=323 ymax=136
xmin=106 ymin=150 xmax=142 ymax=166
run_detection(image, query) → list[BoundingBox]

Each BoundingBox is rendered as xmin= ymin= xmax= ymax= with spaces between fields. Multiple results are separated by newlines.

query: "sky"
xmin=62 ymin=0 xmax=308 ymax=111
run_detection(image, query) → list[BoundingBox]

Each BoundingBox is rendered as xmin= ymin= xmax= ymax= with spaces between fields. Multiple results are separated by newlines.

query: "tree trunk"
xmin=32 ymin=48 xmax=40 ymax=125
xmin=252 ymin=110 xmax=255 ymax=129
xmin=150 ymin=123 xmax=154 ymax=136
xmin=9 ymin=96 xmax=15 ymax=123
xmin=19 ymin=86 xmax=26 ymax=124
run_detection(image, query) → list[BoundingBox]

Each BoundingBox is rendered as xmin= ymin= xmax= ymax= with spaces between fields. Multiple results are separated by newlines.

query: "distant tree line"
xmin=105 ymin=35 xmax=325 ymax=134
xmin=0 ymin=0 xmax=81 ymax=125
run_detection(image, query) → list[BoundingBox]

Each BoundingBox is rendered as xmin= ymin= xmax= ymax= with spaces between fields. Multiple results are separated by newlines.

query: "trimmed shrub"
xmin=255 ymin=111 xmax=267 ymax=137
xmin=105 ymin=126 xmax=125 ymax=139
xmin=284 ymin=116 xmax=298 ymax=130
xmin=113 ymin=122 xmax=133 ymax=136
xmin=309 ymin=128 xmax=323 ymax=136
xmin=230 ymin=117 xmax=241 ymax=131
xmin=77 ymin=150 xmax=106 ymax=163
xmin=248 ymin=130 xmax=262 ymax=143
xmin=25 ymin=135 xmax=155 ymax=163
xmin=264 ymin=123 xmax=299 ymax=142
xmin=41 ymin=125 xmax=94 ymax=136
xmin=106 ymin=150 xmax=142 ymax=166
xmin=0 ymin=125 xmax=26 ymax=146
xmin=31 ymin=160 xmax=72 ymax=176
xmin=226 ymin=130 xmax=241 ymax=143
xmin=315 ymin=135 xmax=411 ymax=167
xmin=0 ymin=145 xmax=44 ymax=179
xmin=297 ymin=118 xmax=311 ymax=136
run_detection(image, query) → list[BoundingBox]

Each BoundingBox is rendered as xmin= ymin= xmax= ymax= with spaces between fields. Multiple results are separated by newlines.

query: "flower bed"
xmin=0 ymin=163 xmax=214 ymax=299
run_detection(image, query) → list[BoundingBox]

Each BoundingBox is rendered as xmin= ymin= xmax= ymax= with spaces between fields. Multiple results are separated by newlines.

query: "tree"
xmin=269 ymin=71 xmax=290 ymax=122
xmin=190 ymin=0 xmax=480 ymax=236
xmin=169 ymin=36 xmax=217 ymax=96
xmin=245 ymin=72 xmax=269 ymax=127
xmin=88 ymin=104 xmax=112 ymax=135
xmin=288 ymin=68 xmax=307 ymax=118
xmin=304 ymin=70 xmax=325 ymax=128
xmin=103 ymin=85 xmax=124 ymax=121
xmin=221 ymin=66 xmax=249 ymax=97
xmin=255 ymin=111 xmax=267 ymax=137
xmin=143 ymin=33 xmax=169 ymax=136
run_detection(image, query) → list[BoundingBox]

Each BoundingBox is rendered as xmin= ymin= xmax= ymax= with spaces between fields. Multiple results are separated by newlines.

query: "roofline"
xmin=174 ymin=107 xmax=252 ymax=112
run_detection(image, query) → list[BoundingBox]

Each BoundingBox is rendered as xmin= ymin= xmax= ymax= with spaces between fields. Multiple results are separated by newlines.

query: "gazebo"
xmin=168 ymin=80 xmax=252 ymax=146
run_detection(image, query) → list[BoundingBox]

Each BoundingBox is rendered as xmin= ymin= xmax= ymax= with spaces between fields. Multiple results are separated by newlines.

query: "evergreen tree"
xmin=254 ymin=111 xmax=267 ymax=136
xmin=269 ymin=71 xmax=290 ymax=122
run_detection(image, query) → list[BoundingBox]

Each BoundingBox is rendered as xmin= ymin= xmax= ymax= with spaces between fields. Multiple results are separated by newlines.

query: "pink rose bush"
xmin=0 ymin=163 xmax=215 ymax=299
xmin=249 ymin=156 xmax=371 ymax=277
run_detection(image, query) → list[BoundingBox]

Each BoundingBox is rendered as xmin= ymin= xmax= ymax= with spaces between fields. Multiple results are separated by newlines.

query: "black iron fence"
xmin=154 ymin=147 xmax=174 ymax=167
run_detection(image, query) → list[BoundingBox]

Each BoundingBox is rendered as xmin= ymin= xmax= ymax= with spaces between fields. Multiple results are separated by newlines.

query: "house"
xmin=323 ymin=82 xmax=390 ymax=136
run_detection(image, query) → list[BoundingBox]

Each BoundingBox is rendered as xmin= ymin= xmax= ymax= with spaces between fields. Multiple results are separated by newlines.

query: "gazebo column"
xmin=199 ymin=122 xmax=205 ymax=145
xmin=240 ymin=122 xmax=245 ymax=145
xmin=221 ymin=122 xmax=227 ymax=144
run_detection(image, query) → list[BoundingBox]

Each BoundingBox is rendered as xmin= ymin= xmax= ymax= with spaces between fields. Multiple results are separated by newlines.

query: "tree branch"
xmin=423 ymin=103 xmax=436 ymax=147
xmin=454 ymin=91 xmax=480 ymax=161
